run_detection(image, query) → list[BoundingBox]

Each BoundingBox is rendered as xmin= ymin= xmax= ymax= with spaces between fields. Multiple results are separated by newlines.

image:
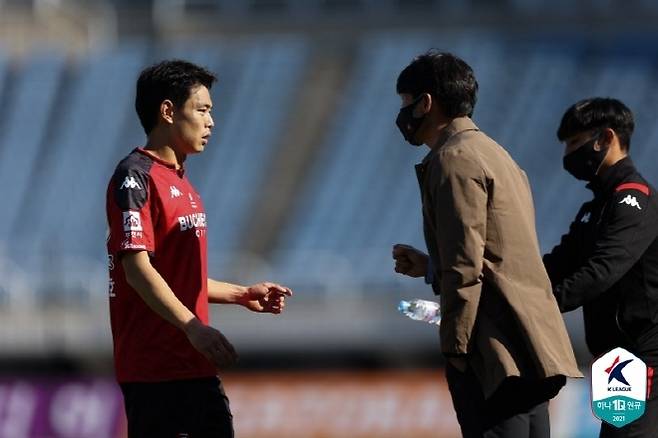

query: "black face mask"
xmin=396 ymin=96 xmax=426 ymax=146
xmin=562 ymin=134 xmax=608 ymax=181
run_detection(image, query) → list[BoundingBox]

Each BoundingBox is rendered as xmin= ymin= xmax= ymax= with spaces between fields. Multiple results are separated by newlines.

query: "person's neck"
xmin=426 ymin=118 xmax=454 ymax=151
xmin=597 ymin=149 xmax=628 ymax=176
xmin=144 ymin=134 xmax=185 ymax=168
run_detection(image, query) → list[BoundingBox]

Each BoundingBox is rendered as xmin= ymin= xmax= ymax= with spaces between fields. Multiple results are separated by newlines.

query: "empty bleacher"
xmin=0 ymin=31 xmax=657 ymax=356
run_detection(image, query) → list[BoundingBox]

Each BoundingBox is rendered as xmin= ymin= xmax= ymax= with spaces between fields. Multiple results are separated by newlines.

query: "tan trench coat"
xmin=416 ymin=117 xmax=582 ymax=398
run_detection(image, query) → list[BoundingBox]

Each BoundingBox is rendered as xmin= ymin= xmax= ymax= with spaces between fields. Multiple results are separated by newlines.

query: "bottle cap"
xmin=398 ymin=300 xmax=410 ymax=312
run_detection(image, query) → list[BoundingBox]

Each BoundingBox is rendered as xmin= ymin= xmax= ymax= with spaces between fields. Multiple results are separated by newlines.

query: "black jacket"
xmin=544 ymin=157 xmax=658 ymax=365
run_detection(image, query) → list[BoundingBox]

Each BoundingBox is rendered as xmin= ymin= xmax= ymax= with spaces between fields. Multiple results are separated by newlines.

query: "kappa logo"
xmin=581 ymin=212 xmax=591 ymax=223
xmin=122 ymin=211 xmax=143 ymax=231
xmin=619 ymin=195 xmax=642 ymax=210
xmin=170 ymin=185 xmax=182 ymax=198
xmin=120 ymin=176 xmax=141 ymax=190
xmin=605 ymin=355 xmax=633 ymax=386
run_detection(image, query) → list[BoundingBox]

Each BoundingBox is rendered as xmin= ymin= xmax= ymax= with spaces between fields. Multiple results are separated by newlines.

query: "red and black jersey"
xmin=106 ymin=148 xmax=215 ymax=383
xmin=544 ymin=157 xmax=658 ymax=365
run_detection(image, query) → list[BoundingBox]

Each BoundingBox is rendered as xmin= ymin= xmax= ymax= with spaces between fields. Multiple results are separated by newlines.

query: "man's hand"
xmin=184 ymin=318 xmax=238 ymax=369
xmin=238 ymin=282 xmax=293 ymax=314
xmin=392 ymin=244 xmax=429 ymax=278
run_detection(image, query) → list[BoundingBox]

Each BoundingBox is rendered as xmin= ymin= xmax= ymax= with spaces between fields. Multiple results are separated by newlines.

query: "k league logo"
xmin=606 ymin=356 xmax=633 ymax=387
xmin=591 ymin=347 xmax=647 ymax=428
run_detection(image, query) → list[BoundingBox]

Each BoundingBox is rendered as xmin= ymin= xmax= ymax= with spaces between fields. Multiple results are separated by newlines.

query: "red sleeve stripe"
xmin=648 ymin=366 xmax=654 ymax=398
xmin=615 ymin=182 xmax=650 ymax=196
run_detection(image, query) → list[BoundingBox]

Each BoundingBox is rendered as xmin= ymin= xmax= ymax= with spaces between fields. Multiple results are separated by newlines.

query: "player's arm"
xmin=543 ymin=202 xmax=593 ymax=286
xmin=431 ymin=151 xmax=487 ymax=361
xmin=208 ymin=278 xmax=292 ymax=314
xmin=553 ymin=186 xmax=658 ymax=312
xmin=123 ymin=251 xmax=196 ymax=329
xmin=122 ymin=251 xmax=237 ymax=367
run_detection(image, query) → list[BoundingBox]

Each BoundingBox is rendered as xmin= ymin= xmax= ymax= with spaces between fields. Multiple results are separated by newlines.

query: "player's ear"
xmin=596 ymin=128 xmax=615 ymax=151
xmin=417 ymin=93 xmax=432 ymax=117
xmin=160 ymin=100 xmax=175 ymax=125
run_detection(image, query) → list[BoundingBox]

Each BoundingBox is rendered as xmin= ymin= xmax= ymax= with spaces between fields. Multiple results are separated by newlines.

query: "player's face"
xmin=173 ymin=85 xmax=214 ymax=155
xmin=563 ymin=129 xmax=600 ymax=156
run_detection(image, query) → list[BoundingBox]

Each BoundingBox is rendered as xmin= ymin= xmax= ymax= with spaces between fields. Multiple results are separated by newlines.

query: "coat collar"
xmin=419 ymin=117 xmax=480 ymax=166
xmin=434 ymin=116 xmax=480 ymax=150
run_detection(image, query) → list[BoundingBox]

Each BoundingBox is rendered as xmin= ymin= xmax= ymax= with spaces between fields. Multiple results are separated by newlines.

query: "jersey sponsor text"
xmin=178 ymin=213 xmax=207 ymax=232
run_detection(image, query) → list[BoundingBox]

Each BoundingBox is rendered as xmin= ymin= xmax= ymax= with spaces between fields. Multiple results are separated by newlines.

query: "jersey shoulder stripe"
xmin=615 ymin=182 xmax=650 ymax=196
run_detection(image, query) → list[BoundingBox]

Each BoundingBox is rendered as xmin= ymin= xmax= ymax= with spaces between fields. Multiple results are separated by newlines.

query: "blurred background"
xmin=1 ymin=0 xmax=658 ymax=436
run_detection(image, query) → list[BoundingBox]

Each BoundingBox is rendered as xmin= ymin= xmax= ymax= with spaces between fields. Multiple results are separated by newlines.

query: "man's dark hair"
xmin=396 ymin=50 xmax=478 ymax=118
xmin=135 ymin=59 xmax=217 ymax=134
xmin=557 ymin=97 xmax=634 ymax=150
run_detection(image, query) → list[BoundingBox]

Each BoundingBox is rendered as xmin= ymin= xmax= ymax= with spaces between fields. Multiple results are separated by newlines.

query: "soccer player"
xmin=106 ymin=60 xmax=292 ymax=437
xmin=392 ymin=51 xmax=581 ymax=437
xmin=545 ymin=98 xmax=658 ymax=437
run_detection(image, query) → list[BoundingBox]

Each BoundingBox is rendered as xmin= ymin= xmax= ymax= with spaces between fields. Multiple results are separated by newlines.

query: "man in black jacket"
xmin=545 ymin=97 xmax=658 ymax=437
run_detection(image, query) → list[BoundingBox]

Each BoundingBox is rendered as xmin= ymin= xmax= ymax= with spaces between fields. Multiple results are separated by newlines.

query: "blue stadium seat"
xmin=0 ymin=53 xmax=66 ymax=248
xmin=272 ymin=34 xmax=443 ymax=284
xmin=183 ymin=38 xmax=309 ymax=255
xmin=21 ymin=45 xmax=147 ymax=262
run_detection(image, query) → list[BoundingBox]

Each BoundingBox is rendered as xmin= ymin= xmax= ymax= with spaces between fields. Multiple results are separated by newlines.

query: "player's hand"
xmin=238 ymin=282 xmax=292 ymax=314
xmin=392 ymin=244 xmax=429 ymax=278
xmin=184 ymin=318 xmax=238 ymax=369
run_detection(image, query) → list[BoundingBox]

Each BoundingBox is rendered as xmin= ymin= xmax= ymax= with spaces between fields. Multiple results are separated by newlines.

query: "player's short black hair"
xmin=135 ymin=59 xmax=217 ymax=134
xmin=557 ymin=97 xmax=634 ymax=151
xmin=396 ymin=50 xmax=478 ymax=118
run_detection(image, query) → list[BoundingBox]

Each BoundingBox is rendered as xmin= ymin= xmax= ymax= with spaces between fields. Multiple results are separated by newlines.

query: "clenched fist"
xmin=392 ymin=244 xmax=429 ymax=278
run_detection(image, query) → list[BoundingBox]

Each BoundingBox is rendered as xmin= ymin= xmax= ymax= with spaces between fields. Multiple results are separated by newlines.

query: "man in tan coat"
xmin=392 ymin=51 xmax=582 ymax=438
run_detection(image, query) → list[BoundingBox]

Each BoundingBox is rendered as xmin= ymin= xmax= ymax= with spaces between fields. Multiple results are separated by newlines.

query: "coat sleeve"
xmin=430 ymin=149 xmax=488 ymax=356
xmin=543 ymin=203 xmax=590 ymax=287
xmin=424 ymin=257 xmax=435 ymax=285
xmin=554 ymin=186 xmax=658 ymax=312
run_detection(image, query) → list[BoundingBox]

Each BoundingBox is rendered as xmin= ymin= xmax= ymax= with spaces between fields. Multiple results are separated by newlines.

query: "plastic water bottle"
xmin=398 ymin=299 xmax=441 ymax=325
